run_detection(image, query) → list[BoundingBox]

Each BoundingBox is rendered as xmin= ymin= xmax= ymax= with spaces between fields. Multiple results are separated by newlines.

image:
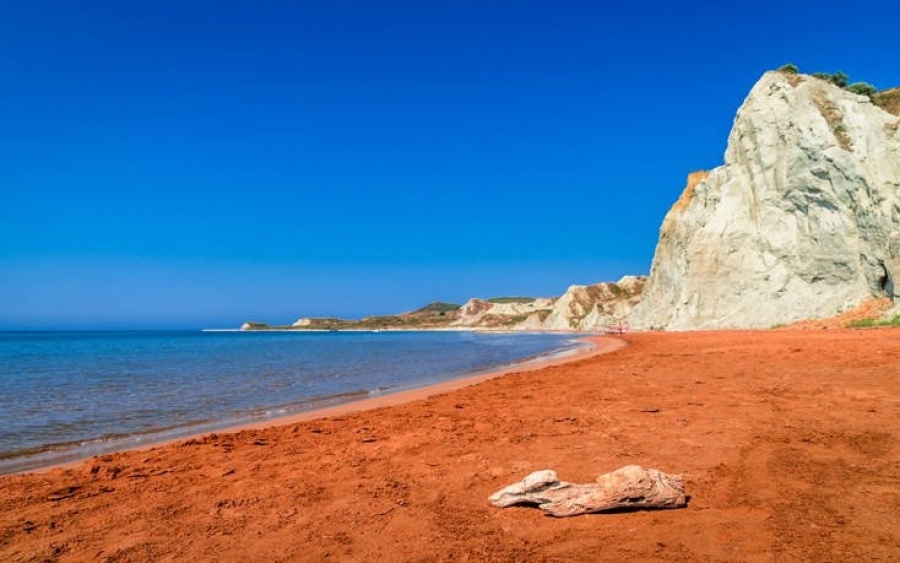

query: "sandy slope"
xmin=2 ymin=329 xmax=899 ymax=561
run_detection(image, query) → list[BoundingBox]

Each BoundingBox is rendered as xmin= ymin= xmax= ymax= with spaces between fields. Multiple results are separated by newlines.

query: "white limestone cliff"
xmin=540 ymin=276 xmax=646 ymax=331
xmin=254 ymin=277 xmax=646 ymax=332
xmin=630 ymin=71 xmax=900 ymax=330
xmin=452 ymin=297 xmax=556 ymax=328
xmin=452 ymin=276 xmax=646 ymax=331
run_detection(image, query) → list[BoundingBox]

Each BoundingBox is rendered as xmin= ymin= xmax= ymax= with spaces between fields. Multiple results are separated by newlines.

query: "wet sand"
xmin=2 ymin=328 xmax=899 ymax=561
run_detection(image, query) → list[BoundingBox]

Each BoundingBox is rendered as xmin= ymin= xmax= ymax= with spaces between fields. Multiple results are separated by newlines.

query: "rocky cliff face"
xmin=540 ymin=276 xmax=646 ymax=331
xmin=452 ymin=276 xmax=647 ymax=331
xmin=452 ymin=297 xmax=555 ymax=328
xmin=630 ymin=71 xmax=900 ymax=330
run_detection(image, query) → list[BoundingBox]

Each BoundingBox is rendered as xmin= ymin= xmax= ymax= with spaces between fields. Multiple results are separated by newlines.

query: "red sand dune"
xmin=2 ymin=328 xmax=899 ymax=561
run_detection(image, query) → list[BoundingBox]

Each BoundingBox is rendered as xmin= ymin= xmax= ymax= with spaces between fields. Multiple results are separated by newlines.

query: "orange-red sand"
xmin=2 ymin=328 xmax=899 ymax=561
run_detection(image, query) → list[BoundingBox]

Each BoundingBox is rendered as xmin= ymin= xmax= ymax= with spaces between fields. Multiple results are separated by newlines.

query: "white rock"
xmin=631 ymin=71 xmax=900 ymax=330
xmin=543 ymin=277 xmax=647 ymax=331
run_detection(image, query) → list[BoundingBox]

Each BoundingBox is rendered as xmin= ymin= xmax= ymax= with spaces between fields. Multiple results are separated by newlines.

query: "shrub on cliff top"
xmin=844 ymin=81 xmax=877 ymax=98
xmin=812 ymin=71 xmax=849 ymax=88
xmin=778 ymin=63 xmax=799 ymax=74
xmin=786 ymin=66 xmax=888 ymax=102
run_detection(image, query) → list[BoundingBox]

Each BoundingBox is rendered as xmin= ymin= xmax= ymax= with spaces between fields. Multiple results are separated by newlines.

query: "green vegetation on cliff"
xmin=777 ymin=64 xmax=899 ymax=115
xmin=846 ymin=315 xmax=900 ymax=328
xmin=486 ymin=297 xmax=536 ymax=304
xmin=413 ymin=302 xmax=461 ymax=314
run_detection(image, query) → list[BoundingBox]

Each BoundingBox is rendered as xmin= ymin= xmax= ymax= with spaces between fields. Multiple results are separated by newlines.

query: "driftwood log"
xmin=488 ymin=465 xmax=686 ymax=517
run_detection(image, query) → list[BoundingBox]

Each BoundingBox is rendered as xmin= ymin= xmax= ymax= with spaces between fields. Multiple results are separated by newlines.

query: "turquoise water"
xmin=0 ymin=330 xmax=580 ymax=474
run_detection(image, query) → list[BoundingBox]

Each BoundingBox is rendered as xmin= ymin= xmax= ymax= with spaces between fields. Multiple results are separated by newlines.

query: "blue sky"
xmin=2 ymin=0 xmax=898 ymax=328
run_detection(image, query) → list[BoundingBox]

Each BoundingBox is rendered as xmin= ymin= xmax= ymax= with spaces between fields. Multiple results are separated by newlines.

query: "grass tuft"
xmin=487 ymin=297 xmax=536 ymax=304
xmin=846 ymin=315 xmax=900 ymax=328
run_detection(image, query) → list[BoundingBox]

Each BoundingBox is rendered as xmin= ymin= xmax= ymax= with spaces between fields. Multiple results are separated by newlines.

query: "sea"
xmin=0 ymin=330 xmax=583 ymax=475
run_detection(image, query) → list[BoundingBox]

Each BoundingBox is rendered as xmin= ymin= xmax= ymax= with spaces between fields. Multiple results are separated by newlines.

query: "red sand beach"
xmin=2 ymin=328 xmax=899 ymax=561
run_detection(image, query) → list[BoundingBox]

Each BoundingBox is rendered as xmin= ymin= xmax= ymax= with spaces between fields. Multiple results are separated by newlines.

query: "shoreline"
xmin=7 ymin=335 xmax=619 ymax=476
xmin=3 ymin=328 xmax=899 ymax=560
xmin=192 ymin=334 xmax=620 ymax=432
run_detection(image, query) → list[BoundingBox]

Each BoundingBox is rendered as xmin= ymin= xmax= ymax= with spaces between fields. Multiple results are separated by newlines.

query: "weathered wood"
xmin=488 ymin=465 xmax=686 ymax=517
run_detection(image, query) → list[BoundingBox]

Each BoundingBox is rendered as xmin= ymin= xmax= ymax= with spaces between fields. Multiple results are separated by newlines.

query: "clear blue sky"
xmin=2 ymin=0 xmax=897 ymax=329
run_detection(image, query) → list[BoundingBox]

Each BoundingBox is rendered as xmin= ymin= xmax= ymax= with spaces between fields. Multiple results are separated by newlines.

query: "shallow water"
xmin=0 ymin=330 xmax=580 ymax=474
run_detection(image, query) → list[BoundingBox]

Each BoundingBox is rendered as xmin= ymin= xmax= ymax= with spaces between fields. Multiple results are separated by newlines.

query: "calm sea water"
xmin=0 ymin=330 xmax=581 ymax=474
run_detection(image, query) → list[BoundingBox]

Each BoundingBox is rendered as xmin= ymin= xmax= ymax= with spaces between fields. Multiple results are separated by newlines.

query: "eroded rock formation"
xmin=450 ymin=276 xmax=647 ymax=331
xmin=540 ymin=275 xmax=645 ymax=331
